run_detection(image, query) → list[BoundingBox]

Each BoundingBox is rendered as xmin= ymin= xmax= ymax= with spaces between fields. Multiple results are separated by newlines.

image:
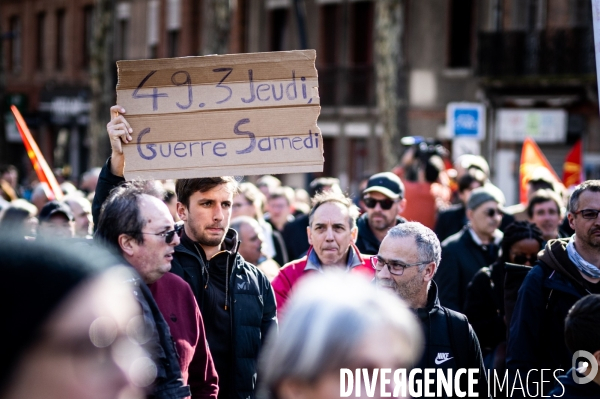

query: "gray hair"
xmin=387 ymin=222 xmax=441 ymax=271
xmin=259 ymin=272 xmax=423 ymax=399
xmin=230 ymin=215 xmax=259 ymax=235
xmin=568 ymin=180 xmax=600 ymax=213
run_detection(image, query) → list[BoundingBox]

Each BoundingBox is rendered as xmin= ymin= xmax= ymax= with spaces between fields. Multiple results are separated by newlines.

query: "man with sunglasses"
xmin=95 ymin=181 xmax=219 ymax=399
xmin=507 ymin=180 xmax=600 ymax=397
xmin=435 ymin=186 xmax=504 ymax=312
xmin=374 ymin=222 xmax=489 ymax=398
xmin=356 ymin=172 xmax=407 ymax=255
xmin=97 ymin=105 xmax=276 ymax=399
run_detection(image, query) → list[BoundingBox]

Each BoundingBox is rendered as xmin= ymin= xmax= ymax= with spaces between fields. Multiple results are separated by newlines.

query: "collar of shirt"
xmin=304 ymin=245 xmax=363 ymax=272
xmin=468 ymin=227 xmax=503 ymax=248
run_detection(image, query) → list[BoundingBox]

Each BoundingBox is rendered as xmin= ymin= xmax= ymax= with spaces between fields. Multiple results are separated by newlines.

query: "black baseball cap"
xmin=363 ymin=172 xmax=405 ymax=200
xmin=39 ymin=201 xmax=74 ymax=222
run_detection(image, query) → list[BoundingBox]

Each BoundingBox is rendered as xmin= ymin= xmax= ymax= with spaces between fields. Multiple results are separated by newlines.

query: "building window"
xmin=448 ymin=0 xmax=474 ymax=68
xmin=8 ymin=16 xmax=22 ymax=73
xmin=36 ymin=12 xmax=46 ymax=70
xmin=83 ymin=5 xmax=94 ymax=69
xmin=168 ymin=30 xmax=179 ymax=57
xmin=269 ymin=8 xmax=288 ymax=51
xmin=319 ymin=4 xmax=339 ymax=66
xmin=147 ymin=0 xmax=160 ymax=58
xmin=116 ymin=3 xmax=131 ymax=60
xmin=56 ymin=9 xmax=66 ymax=70
xmin=348 ymin=1 xmax=374 ymax=106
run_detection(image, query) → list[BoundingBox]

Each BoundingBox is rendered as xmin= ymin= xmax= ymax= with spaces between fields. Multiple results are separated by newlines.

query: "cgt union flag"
xmin=562 ymin=139 xmax=584 ymax=188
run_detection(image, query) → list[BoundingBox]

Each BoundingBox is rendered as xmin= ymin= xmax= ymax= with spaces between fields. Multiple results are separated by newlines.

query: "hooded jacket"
xmin=355 ymin=213 xmax=406 ymax=255
xmin=170 ymin=228 xmax=277 ymax=399
xmin=506 ymin=238 xmax=599 ymax=397
xmin=414 ymin=282 xmax=489 ymax=399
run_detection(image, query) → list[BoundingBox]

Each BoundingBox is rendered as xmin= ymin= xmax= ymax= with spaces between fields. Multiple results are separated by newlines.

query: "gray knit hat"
xmin=467 ymin=186 xmax=503 ymax=210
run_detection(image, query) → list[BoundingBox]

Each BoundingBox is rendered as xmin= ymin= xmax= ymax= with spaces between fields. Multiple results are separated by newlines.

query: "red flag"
xmin=11 ymin=105 xmax=63 ymax=201
xmin=562 ymin=139 xmax=584 ymax=188
xmin=519 ymin=137 xmax=560 ymax=204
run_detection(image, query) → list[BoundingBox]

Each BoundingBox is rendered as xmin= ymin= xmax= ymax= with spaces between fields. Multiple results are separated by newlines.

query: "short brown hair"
xmin=176 ymin=177 xmax=238 ymax=208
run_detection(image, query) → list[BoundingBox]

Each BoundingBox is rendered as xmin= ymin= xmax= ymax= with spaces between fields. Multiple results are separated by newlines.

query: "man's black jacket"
xmin=414 ymin=282 xmax=489 ymax=399
xmin=355 ymin=213 xmax=406 ymax=255
xmin=170 ymin=230 xmax=277 ymax=399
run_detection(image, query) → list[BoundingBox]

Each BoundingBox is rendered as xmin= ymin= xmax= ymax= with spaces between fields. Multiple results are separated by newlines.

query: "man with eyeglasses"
xmin=374 ymin=222 xmax=489 ymax=398
xmin=97 ymin=105 xmax=276 ymax=399
xmin=435 ymin=186 xmax=504 ymax=312
xmin=95 ymin=181 xmax=219 ymax=399
xmin=272 ymin=190 xmax=375 ymax=315
xmin=355 ymin=172 xmax=407 ymax=255
xmin=507 ymin=180 xmax=600 ymax=397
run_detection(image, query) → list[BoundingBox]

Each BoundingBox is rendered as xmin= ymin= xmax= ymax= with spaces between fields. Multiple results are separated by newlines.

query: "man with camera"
xmin=392 ymin=138 xmax=451 ymax=229
xmin=356 ymin=172 xmax=407 ymax=255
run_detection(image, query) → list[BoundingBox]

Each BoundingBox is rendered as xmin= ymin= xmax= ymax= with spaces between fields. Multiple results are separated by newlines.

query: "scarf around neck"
xmin=566 ymin=235 xmax=600 ymax=279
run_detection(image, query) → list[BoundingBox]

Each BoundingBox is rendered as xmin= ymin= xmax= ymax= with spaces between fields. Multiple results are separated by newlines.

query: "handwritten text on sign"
xmin=116 ymin=50 xmax=322 ymax=180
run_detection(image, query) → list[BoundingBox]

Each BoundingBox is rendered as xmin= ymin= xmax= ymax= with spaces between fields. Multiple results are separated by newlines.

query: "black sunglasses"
xmin=137 ymin=223 xmax=184 ymax=244
xmin=512 ymin=253 xmax=537 ymax=265
xmin=363 ymin=197 xmax=398 ymax=210
xmin=484 ymin=208 xmax=503 ymax=218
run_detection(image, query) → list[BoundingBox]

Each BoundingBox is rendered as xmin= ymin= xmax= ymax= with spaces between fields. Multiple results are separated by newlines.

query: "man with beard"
xmin=96 ymin=105 xmax=277 ymax=399
xmin=507 ymin=180 xmax=600 ymax=397
xmin=435 ymin=186 xmax=504 ymax=312
xmin=374 ymin=222 xmax=488 ymax=398
xmin=356 ymin=172 xmax=407 ymax=255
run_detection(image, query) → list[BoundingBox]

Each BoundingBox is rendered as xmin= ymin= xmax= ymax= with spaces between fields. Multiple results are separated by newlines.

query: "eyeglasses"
xmin=484 ymin=208 xmax=503 ymax=218
xmin=371 ymin=256 xmax=430 ymax=276
xmin=137 ymin=223 xmax=183 ymax=244
xmin=512 ymin=253 xmax=538 ymax=265
xmin=572 ymin=209 xmax=600 ymax=220
xmin=363 ymin=197 xmax=398 ymax=210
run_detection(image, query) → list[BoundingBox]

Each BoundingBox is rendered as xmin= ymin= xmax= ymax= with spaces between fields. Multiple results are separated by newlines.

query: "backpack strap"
xmin=444 ymin=307 xmax=471 ymax=369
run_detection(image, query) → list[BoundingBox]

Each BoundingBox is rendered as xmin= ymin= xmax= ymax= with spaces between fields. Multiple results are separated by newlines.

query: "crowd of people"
xmin=1 ymin=105 xmax=600 ymax=399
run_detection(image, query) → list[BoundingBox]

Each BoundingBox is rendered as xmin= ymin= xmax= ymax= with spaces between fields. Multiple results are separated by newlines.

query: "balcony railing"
xmin=319 ymin=65 xmax=376 ymax=107
xmin=477 ymin=28 xmax=595 ymax=78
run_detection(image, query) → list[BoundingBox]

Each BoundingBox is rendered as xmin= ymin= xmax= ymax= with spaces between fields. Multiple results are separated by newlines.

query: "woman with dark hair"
xmin=0 ymin=200 xmax=38 ymax=239
xmin=464 ymin=221 xmax=543 ymax=371
xmin=0 ymin=239 xmax=147 ymax=399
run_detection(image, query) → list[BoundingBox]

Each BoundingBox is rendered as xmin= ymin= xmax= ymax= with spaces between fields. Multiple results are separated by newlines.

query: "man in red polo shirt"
xmin=272 ymin=191 xmax=374 ymax=315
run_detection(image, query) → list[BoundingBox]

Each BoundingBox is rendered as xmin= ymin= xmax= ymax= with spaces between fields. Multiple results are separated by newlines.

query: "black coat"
xmin=434 ymin=204 xmax=467 ymax=242
xmin=355 ymin=213 xmax=406 ymax=255
xmin=463 ymin=261 xmax=506 ymax=354
xmin=414 ymin=282 xmax=490 ymax=399
xmin=436 ymin=227 xmax=500 ymax=312
xmin=506 ymin=239 xmax=599 ymax=397
xmin=170 ymin=229 xmax=277 ymax=399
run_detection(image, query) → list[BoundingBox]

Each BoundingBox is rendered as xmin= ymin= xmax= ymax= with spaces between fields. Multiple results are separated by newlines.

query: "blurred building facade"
xmin=1 ymin=0 xmax=598 ymax=203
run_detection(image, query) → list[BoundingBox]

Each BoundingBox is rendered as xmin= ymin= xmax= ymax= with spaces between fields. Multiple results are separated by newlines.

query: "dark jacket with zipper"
xmin=414 ymin=282 xmax=489 ymax=399
xmin=170 ymin=228 xmax=277 ymax=399
xmin=355 ymin=213 xmax=406 ymax=255
xmin=506 ymin=238 xmax=600 ymax=397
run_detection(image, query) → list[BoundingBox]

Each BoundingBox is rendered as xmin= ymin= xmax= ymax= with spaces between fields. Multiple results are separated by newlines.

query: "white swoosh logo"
xmin=435 ymin=357 xmax=453 ymax=365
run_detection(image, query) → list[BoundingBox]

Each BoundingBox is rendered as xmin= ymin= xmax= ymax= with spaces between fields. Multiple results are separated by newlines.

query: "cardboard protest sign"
xmin=116 ymin=50 xmax=323 ymax=180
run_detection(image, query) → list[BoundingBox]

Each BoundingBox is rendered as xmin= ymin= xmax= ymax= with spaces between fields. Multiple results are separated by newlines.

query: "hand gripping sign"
xmin=116 ymin=50 xmax=323 ymax=180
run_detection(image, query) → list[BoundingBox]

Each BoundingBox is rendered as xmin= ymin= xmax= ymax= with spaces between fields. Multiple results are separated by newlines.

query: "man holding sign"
xmin=94 ymin=105 xmax=277 ymax=399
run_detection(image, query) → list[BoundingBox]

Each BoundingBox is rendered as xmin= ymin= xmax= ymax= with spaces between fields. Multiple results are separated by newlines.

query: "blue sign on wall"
xmin=446 ymin=103 xmax=486 ymax=140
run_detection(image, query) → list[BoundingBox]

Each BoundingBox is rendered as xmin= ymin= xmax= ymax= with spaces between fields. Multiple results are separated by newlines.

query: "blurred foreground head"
xmin=259 ymin=272 xmax=423 ymax=399
xmin=0 ymin=239 xmax=149 ymax=399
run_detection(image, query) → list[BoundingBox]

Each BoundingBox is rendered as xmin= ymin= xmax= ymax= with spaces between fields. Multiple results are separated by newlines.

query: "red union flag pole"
xmin=10 ymin=105 xmax=63 ymax=201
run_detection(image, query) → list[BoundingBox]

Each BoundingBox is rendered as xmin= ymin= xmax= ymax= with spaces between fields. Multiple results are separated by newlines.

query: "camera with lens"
xmin=400 ymin=136 xmax=448 ymax=183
